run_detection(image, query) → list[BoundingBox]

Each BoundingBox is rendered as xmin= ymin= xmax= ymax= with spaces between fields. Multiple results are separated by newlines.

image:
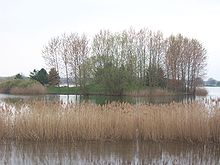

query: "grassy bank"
xmin=0 ymin=101 xmax=219 ymax=143
xmin=0 ymin=79 xmax=46 ymax=95
xmin=48 ymin=84 xmax=179 ymax=97
xmin=125 ymin=87 xmax=175 ymax=97
xmin=48 ymin=84 xmax=208 ymax=97
xmin=47 ymin=84 xmax=105 ymax=95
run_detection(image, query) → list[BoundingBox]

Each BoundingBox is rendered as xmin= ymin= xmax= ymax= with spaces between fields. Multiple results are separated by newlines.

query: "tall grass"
xmin=10 ymin=83 xmax=46 ymax=94
xmin=0 ymin=79 xmax=46 ymax=94
xmin=0 ymin=104 xmax=12 ymax=139
xmin=0 ymin=101 xmax=220 ymax=143
xmin=195 ymin=87 xmax=208 ymax=96
xmin=126 ymin=88 xmax=174 ymax=97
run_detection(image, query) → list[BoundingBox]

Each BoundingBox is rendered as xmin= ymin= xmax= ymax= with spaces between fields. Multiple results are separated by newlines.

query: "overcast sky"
xmin=0 ymin=0 xmax=220 ymax=79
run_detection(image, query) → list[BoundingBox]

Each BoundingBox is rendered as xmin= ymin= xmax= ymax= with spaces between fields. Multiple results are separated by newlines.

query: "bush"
xmin=195 ymin=88 xmax=208 ymax=96
xmin=0 ymin=79 xmax=46 ymax=95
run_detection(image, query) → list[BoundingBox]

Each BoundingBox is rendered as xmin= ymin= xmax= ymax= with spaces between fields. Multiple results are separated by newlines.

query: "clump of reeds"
xmin=195 ymin=88 xmax=208 ymax=96
xmin=127 ymin=88 xmax=174 ymax=97
xmin=0 ymin=114 xmax=7 ymax=139
xmin=0 ymin=104 xmax=13 ymax=139
xmin=1 ymin=101 xmax=220 ymax=143
xmin=0 ymin=79 xmax=46 ymax=95
xmin=10 ymin=84 xmax=46 ymax=95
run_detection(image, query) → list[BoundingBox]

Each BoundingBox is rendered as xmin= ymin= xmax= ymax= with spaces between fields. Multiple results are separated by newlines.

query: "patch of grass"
xmin=48 ymin=84 xmax=175 ymax=97
xmin=1 ymin=101 xmax=220 ymax=143
xmin=0 ymin=79 xmax=46 ymax=95
xmin=47 ymin=83 xmax=105 ymax=95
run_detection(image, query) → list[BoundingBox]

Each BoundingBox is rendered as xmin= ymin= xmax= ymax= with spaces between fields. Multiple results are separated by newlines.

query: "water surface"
xmin=0 ymin=87 xmax=220 ymax=164
xmin=0 ymin=141 xmax=219 ymax=165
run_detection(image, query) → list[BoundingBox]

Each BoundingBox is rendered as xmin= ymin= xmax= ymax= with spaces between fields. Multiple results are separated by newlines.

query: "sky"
xmin=0 ymin=0 xmax=220 ymax=80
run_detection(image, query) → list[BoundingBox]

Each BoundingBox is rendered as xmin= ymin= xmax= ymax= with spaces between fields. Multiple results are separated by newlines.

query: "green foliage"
xmin=47 ymin=83 xmax=104 ymax=94
xmin=146 ymin=66 xmax=166 ymax=88
xmin=42 ymin=28 xmax=207 ymax=95
xmin=95 ymin=63 xmax=131 ymax=95
xmin=30 ymin=68 xmax=48 ymax=85
xmin=48 ymin=68 xmax=60 ymax=86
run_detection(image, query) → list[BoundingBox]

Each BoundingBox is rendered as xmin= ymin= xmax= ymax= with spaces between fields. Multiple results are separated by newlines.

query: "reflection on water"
xmin=0 ymin=93 xmax=197 ymax=105
xmin=0 ymin=88 xmax=220 ymax=164
xmin=0 ymin=141 xmax=219 ymax=165
xmin=1 ymin=87 xmax=219 ymax=105
xmin=206 ymin=87 xmax=220 ymax=98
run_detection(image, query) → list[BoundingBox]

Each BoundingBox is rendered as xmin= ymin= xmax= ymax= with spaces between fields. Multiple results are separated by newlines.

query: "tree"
xmin=66 ymin=33 xmax=89 ymax=88
xmin=29 ymin=69 xmax=38 ymax=80
xmin=48 ymin=68 xmax=60 ymax=86
xmin=15 ymin=73 xmax=24 ymax=79
xmin=42 ymin=28 xmax=207 ymax=95
xmin=59 ymin=34 xmax=70 ymax=88
xmin=95 ymin=63 xmax=129 ymax=95
xmin=42 ymin=36 xmax=61 ymax=77
xmin=164 ymin=34 xmax=207 ymax=94
xmin=30 ymin=68 xmax=48 ymax=85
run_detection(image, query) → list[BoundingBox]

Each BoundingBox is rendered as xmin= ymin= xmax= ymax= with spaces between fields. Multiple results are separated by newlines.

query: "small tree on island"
xmin=14 ymin=73 xmax=24 ymax=79
xmin=48 ymin=68 xmax=60 ymax=86
xmin=30 ymin=68 xmax=48 ymax=85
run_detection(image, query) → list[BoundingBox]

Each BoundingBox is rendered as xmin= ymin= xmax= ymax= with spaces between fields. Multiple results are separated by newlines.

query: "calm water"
xmin=0 ymin=87 xmax=220 ymax=164
xmin=0 ymin=92 xmax=196 ymax=105
xmin=0 ymin=141 xmax=219 ymax=165
xmin=205 ymin=87 xmax=220 ymax=97
xmin=1 ymin=87 xmax=219 ymax=105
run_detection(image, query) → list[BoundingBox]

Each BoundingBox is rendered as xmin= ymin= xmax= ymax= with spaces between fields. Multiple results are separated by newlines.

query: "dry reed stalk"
xmin=126 ymin=88 xmax=174 ymax=97
xmin=195 ymin=88 xmax=208 ymax=96
xmin=1 ymin=101 xmax=220 ymax=143
xmin=0 ymin=104 xmax=13 ymax=139
xmin=10 ymin=84 xmax=47 ymax=95
xmin=0 ymin=114 xmax=7 ymax=139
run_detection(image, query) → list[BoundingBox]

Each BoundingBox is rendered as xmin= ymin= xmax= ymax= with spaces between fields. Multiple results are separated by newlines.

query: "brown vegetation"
xmin=0 ymin=101 xmax=220 ymax=143
xmin=10 ymin=84 xmax=46 ymax=95
xmin=195 ymin=88 xmax=208 ymax=96
xmin=0 ymin=79 xmax=47 ymax=95
xmin=126 ymin=88 xmax=174 ymax=97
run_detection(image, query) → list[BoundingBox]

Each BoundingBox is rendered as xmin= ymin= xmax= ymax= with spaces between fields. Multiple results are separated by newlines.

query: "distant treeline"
xmin=42 ymin=28 xmax=206 ymax=95
xmin=204 ymin=78 xmax=220 ymax=87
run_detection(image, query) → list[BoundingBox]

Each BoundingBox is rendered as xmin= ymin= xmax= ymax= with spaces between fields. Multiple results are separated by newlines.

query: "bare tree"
xmin=66 ymin=33 xmax=89 ymax=88
xmin=164 ymin=34 xmax=207 ymax=93
xmin=42 ymin=36 xmax=61 ymax=85
xmin=42 ymin=28 xmax=207 ymax=95
xmin=60 ymin=34 xmax=70 ymax=87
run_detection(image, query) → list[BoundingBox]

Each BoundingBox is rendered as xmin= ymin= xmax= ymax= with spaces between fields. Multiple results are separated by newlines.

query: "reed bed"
xmin=10 ymin=84 xmax=47 ymax=95
xmin=195 ymin=87 xmax=208 ymax=96
xmin=0 ymin=101 xmax=220 ymax=143
xmin=126 ymin=88 xmax=174 ymax=97
xmin=0 ymin=79 xmax=47 ymax=95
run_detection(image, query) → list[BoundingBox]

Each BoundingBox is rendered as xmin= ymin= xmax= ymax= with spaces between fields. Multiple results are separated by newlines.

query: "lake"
xmin=0 ymin=91 xmax=204 ymax=105
xmin=0 ymin=141 xmax=219 ymax=165
xmin=0 ymin=87 xmax=220 ymax=164
xmin=1 ymin=87 xmax=219 ymax=105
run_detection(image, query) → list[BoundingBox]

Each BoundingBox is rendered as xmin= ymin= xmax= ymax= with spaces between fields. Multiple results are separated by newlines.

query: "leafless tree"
xmin=42 ymin=36 xmax=61 ymax=85
xmin=60 ymin=33 xmax=70 ymax=87
xmin=42 ymin=28 xmax=207 ymax=95
xmin=67 ymin=33 xmax=89 ymax=88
